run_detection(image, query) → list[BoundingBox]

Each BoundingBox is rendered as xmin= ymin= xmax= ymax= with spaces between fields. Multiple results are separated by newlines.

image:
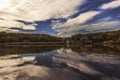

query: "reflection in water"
xmin=0 ymin=46 xmax=62 ymax=56
xmin=0 ymin=45 xmax=120 ymax=56
xmin=0 ymin=45 xmax=120 ymax=80
xmin=54 ymin=48 xmax=120 ymax=80
xmin=17 ymin=51 xmax=58 ymax=67
xmin=70 ymin=45 xmax=120 ymax=56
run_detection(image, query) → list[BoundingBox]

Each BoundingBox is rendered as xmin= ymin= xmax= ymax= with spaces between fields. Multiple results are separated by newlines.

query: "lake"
xmin=0 ymin=45 xmax=120 ymax=80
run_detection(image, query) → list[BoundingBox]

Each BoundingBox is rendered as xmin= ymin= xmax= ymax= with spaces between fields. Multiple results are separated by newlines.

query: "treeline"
xmin=0 ymin=32 xmax=65 ymax=43
xmin=1 ymin=30 xmax=120 ymax=45
xmin=70 ymin=30 xmax=120 ymax=44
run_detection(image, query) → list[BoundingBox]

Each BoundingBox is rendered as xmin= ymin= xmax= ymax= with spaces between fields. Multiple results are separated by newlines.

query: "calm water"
xmin=0 ymin=45 xmax=120 ymax=80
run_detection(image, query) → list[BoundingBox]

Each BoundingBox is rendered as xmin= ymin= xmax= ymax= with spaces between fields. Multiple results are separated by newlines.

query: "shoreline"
xmin=0 ymin=42 xmax=65 ymax=46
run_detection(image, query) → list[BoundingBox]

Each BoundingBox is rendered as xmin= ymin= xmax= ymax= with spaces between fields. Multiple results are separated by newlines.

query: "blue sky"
xmin=0 ymin=0 xmax=120 ymax=37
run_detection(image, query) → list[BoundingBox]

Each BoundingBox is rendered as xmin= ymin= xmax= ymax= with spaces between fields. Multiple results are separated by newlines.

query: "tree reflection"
xmin=0 ymin=46 xmax=62 ymax=56
xmin=68 ymin=45 xmax=120 ymax=56
xmin=0 ymin=45 xmax=120 ymax=57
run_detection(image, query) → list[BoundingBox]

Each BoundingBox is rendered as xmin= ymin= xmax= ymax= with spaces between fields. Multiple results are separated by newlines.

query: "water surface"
xmin=0 ymin=45 xmax=120 ymax=80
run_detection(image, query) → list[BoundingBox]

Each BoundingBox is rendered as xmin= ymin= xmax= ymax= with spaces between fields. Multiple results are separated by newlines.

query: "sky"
xmin=0 ymin=0 xmax=120 ymax=37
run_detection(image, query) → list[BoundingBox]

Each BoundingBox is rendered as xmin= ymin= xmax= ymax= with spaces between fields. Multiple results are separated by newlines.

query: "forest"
xmin=0 ymin=32 xmax=65 ymax=44
xmin=0 ymin=30 xmax=120 ymax=45
xmin=70 ymin=30 xmax=120 ymax=44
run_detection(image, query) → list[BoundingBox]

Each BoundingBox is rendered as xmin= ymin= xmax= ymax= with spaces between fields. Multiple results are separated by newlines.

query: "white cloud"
xmin=0 ymin=0 xmax=86 ymax=21
xmin=0 ymin=19 xmax=23 ymax=28
xmin=0 ymin=0 xmax=11 ymax=10
xmin=63 ymin=11 xmax=100 ymax=27
xmin=0 ymin=0 xmax=86 ymax=32
xmin=101 ymin=0 xmax=120 ymax=9
xmin=0 ymin=27 xmax=19 ymax=32
xmin=83 ymin=21 xmax=120 ymax=32
xmin=64 ymin=11 xmax=99 ymax=26
xmin=52 ymin=11 xmax=100 ymax=29
xmin=55 ymin=21 xmax=120 ymax=37
xmin=52 ymin=11 xmax=101 ymax=37
xmin=22 ymin=25 xmax=36 ymax=30
xmin=0 ymin=19 xmax=36 ymax=31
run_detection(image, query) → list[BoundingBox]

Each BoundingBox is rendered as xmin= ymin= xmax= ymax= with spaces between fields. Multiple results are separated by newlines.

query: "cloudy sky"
xmin=0 ymin=0 xmax=120 ymax=37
